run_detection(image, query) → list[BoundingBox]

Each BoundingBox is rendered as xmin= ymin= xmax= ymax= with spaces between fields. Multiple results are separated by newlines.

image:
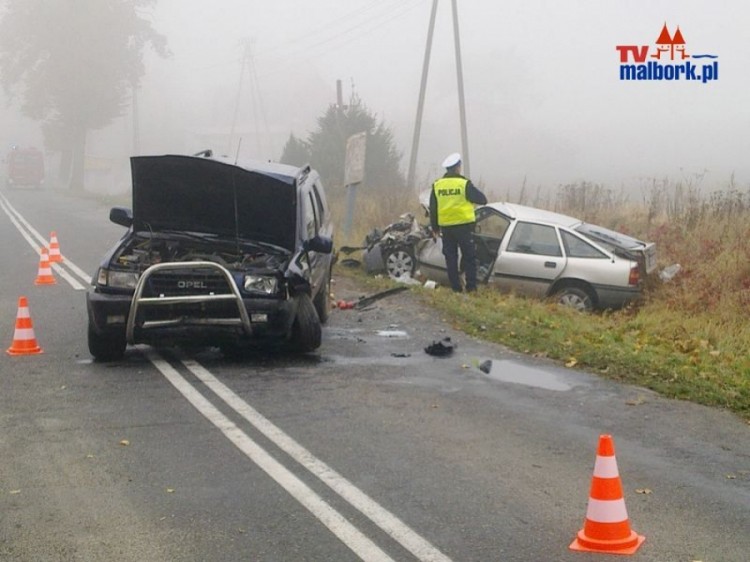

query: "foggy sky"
xmin=3 ymin=0 xmax=748 ymax=197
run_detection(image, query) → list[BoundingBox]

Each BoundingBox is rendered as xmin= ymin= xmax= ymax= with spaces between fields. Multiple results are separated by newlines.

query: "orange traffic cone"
xmin=34 ymin=247 xmax=57 ymax=285
xmin=48 ymin=231 xmax=63 ymax=263
xmin=570 ymin=434 xmax=645 ymax=555
xmin=6 ymin=296 xmax=43 ymax=355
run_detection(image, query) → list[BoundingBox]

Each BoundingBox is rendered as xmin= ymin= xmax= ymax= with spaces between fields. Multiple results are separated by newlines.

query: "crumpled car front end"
xmin=86 ymin=153 xmax=331 ymax=360
xmin=87 ymin=232 xmax=300 ymax=350
xmin=361 ymin=213 xmax=431 ymax=280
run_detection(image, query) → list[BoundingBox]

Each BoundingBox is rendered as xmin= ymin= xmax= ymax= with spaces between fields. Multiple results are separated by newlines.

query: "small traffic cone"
xmin=570 ymin=434 xmax=645 ymax=555
xmin=48 ymin=231 xmax=63 ymax=263
xmin=6 ymin=296 xmax=43 ymax=355
xmin=34 ymin=247 xmax=57 ymax=285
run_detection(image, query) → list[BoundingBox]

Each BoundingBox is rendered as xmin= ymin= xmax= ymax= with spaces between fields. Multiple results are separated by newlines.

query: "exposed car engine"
xmin=113 ymin=234 xmax=289 ymax=272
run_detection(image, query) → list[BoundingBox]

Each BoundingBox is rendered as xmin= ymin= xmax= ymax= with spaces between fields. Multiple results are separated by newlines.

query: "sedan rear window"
xmin=562 ymin=230 xmax=608 ymax=259
xmin=575 ymin=223 xmax=644 ymax=251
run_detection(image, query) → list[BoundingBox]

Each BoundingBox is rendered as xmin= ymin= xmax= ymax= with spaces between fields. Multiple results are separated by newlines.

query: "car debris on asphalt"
xmin=335 ymin=286 xmax=410 ymax=311
xmin=424 ymin=337 xmax=455 ymax=357
xmin=478 ymin=359 xmax=493 ymax=374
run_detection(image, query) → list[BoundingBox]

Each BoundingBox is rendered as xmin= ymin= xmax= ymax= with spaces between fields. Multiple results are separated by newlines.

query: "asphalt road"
xmin=0 ymin=186 xmax=748 ymax=562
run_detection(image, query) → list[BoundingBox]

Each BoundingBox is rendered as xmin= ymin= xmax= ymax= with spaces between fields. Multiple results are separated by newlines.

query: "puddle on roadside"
xmin=480 ymin=359 xmax=575 ymax=391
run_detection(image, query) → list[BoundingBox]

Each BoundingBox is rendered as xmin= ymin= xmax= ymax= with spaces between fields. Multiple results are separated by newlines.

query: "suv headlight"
xmin=97 ymin=268 xmax=139 ymax=289
xmin=243 ymin=275 xmax=278 ymax=295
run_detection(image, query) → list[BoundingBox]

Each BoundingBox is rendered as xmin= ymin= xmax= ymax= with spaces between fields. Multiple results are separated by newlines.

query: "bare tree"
xmin=0 ymin=0 xmax=168 ymax=190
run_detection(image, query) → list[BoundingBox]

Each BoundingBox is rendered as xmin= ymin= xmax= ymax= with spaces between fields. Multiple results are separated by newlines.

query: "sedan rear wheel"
xmin=554 ymin=286 xmax=594 ymax=312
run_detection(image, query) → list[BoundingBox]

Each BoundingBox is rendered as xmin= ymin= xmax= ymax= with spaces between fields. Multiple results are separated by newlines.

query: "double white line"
xmin=150 ymin=351 xmax=452 ymax=562
xmin=0 ymin=190 xmax=452 ymax=561
xmin=0 ymin=191 xmax=91 ymax=290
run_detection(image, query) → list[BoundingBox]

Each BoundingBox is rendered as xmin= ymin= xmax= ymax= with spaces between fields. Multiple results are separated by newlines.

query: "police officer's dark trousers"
xmin=441 ymin=222 xmax=477 ymax=292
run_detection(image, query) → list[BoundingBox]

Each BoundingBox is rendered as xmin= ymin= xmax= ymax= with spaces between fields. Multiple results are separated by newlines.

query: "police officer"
xmin=429 ymin=152 xmax=487 ymax=292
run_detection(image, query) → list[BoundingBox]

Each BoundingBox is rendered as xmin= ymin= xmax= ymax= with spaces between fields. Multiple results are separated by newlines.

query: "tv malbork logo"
xmin=616 ymin=23 xmax=719 ymax=83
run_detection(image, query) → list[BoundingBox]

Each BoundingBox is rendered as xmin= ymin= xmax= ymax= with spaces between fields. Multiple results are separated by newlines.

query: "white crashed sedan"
xmin=418 ymin=202 xmax=657 ymax=311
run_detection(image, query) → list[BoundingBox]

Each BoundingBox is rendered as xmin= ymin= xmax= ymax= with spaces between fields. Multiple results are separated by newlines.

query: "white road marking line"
xmin=180 ymin=355 xmax=453 ymax=562
xmin=0 ymin=192 xmax=89 ymax=289
xmin=146 ymin=350 xmax=396 ymax=562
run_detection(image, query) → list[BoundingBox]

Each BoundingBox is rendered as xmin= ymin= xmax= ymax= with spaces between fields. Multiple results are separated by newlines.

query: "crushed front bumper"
xmin=87 ymin=261 xmax=295 ymax=347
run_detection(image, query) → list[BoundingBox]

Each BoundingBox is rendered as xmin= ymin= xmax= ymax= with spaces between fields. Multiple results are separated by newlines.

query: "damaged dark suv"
xmin=86 ymin=151 xmax=334 ymax=361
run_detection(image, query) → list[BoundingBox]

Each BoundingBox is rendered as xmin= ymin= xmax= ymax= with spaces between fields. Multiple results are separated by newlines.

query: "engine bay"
xmin=113 ymin=234 xmax=289 ymax=272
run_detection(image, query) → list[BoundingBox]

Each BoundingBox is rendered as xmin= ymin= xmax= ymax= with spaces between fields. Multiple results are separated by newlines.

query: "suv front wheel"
xmin=88 ymin=325 xmax=126 ymax=362
xmin=313 ymin=269 xmax=331 ymax=324
xmin=291 ymin=293 xmax=322 ymax=352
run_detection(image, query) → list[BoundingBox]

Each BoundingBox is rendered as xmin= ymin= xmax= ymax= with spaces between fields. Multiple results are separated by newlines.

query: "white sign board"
xmin=344 ymin=131 xmax=367 ymax=186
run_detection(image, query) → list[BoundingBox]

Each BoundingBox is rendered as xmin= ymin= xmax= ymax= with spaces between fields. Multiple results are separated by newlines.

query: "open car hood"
xmin=130 ymin=155 xmax=298 ymax=251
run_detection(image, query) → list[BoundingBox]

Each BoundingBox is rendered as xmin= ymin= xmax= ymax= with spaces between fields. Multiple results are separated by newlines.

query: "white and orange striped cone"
xmin=48 ymin=231 xmax=63 ymax=263
xmin=34 ymin=247 xmax=57 ymax=285
xmin=570 ymin=434 xmax=645 ymax=555
xmin=6 ymin=296 xmax=43 ymax=355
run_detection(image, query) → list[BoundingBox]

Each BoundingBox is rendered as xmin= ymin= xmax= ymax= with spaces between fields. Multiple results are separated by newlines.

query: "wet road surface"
xmin=1 ymin=187 xmax=749 ymax=561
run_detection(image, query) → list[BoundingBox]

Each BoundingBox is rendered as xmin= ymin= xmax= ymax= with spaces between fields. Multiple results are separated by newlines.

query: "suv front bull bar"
xmin=125 ymin=261 xmax=252 ymax=344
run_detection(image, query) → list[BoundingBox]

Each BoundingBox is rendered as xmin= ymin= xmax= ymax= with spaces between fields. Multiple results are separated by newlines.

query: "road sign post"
xmin=343 ymin=132 xmax=367 ymax=239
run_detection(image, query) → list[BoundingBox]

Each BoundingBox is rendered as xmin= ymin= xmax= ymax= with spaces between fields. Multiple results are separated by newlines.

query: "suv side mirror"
xmin=303 ymin=235 xmax=333 ymax=254
xmin=110 ymin=206 xmax=133 ymax=227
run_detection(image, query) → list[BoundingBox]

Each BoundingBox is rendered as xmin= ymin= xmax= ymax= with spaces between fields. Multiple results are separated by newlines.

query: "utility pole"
xmin=407 ymin=0 xmax=470 ymax=188
xmin=406 ymin=0 xmax=439 ymax=190
xmin=452 ymin=0 xmax=470 ymax=178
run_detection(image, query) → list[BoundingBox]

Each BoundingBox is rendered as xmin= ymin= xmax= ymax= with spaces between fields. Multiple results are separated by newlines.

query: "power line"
xmin=178 ymin=0 xmax=426 ymax=75
xmin=254 ymin=0 xmax=409 ymax=59
xmin=253 ymin=0 xmax=426 ymax=80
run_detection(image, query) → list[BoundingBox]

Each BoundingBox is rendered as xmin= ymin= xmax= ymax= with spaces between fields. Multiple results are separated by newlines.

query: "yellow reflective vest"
xmin=433 ymin=176 xmax=476 ymax=226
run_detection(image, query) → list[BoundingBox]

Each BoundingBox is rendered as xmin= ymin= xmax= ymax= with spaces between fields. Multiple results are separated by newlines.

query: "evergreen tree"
xmin=279 ymin=133 xmax=311 ymax=167
xmin=307 ymin=95 xmax=404 ymax=194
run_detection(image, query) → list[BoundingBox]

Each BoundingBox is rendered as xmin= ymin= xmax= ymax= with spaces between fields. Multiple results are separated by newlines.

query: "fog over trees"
xmin=1 ymin=2 xmax=748 ymax=197
xmin=0 ymin=0 xmax=167 ymax=190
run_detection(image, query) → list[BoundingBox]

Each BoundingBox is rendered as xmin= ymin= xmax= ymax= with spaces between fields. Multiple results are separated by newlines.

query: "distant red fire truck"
xmin=5 ymin=146 xmax=45 ymax=188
